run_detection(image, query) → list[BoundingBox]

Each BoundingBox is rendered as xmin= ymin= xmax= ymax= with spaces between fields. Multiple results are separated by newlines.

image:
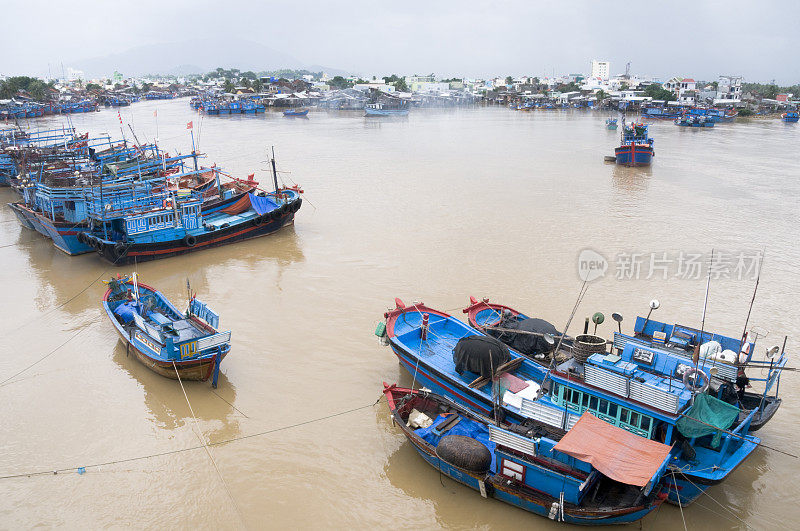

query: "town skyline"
xmin=1 ymin=1 xmax=799 ymax=85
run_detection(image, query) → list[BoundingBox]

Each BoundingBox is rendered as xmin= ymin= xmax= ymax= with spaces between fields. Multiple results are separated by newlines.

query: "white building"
xmin=591 ymin=60 xmax=611 ymax=81
xmin=663 ymin=77 xmax=698 ymax=105
xmin=715 ymin=75 xmax=742 ymax=105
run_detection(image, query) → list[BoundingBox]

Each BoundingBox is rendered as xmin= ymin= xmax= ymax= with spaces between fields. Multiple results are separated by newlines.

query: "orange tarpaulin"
xmin=553 ymin=412 xmax=672 ymax=487
xmin=221 ymin=194 xmax=252 ymax=215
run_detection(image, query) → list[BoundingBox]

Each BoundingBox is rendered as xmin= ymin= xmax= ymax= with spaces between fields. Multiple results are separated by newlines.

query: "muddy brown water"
xmin=0 ymin=101 xmax=798 ymax=529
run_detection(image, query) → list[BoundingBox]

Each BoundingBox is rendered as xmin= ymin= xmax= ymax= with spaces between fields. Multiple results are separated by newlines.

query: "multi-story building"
xmin=590 ymin=60 xmax=610 ymax=81
xmin=715 ymin=75 xmax=742 ymax=104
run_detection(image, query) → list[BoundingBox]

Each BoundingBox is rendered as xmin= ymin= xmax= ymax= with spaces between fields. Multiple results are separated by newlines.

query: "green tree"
xmin=223 ymin=79 xmax=235 ymax=93
xmin=595 ymin=89 xmax=607 ymax=101
xmin=643 ymin=83 xmax=676 ymax=101
xmin=85 ymin=83 xmax=102 ymax=91
xmin=252 ymin=78 xmax=263 ymax=93
xmin=329 ymin=76 xmax=353 ymax=89
xmin=240 ymin=77 xmax=252 ymax=89
xmin=505 ymin=76 xmax=514 ymax=85
xmin=395 ymin=78 xmax=409 ymax=92
xmin=0 ymin=76 xmax=54 ymax=101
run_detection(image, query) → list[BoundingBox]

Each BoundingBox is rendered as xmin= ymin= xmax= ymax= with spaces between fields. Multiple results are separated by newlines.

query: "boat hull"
xmin=387 ymin=387 xmax=664 ymax=525
xmin=96 ymin=199 xmax=301 ymax=265
xmin=614 ymin=145 xmax=654 ymax=167
xmin=365 ymin=108 xmax=409 ymax=117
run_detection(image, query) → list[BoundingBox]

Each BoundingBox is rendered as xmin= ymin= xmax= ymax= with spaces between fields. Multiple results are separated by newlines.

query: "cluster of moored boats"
xmin=0 ymin=125 xmax=302 ymax=264
xmin=376 ymin=296 xmax=786 ymax=525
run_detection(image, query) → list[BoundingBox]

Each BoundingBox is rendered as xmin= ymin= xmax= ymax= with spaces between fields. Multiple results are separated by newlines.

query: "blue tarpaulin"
xmin=248 ymin=193 xmax=279 ymax=215
xmin=415 ymin=414 xmax=498 ymax=472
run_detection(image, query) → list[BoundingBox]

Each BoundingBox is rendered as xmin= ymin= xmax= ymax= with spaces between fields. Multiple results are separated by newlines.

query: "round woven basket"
xmin=572 ymin=334 xmax=607 ymax=364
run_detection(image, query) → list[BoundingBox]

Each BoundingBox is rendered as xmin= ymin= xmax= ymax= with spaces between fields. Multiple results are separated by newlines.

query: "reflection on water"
xmin=111 ymin=342 xmax=242 ymax=440
xmin=610 ymin=162 xmax=653 ymax=193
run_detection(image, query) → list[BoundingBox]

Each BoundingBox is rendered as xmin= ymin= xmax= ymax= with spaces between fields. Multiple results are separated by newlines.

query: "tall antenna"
xmin=270 ymin=146 xmax=279 ymax=193
xmin=695 ymin=250 xmax=714 ymax=366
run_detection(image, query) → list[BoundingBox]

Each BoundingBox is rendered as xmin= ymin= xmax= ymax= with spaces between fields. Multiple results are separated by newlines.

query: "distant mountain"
xmin=70 ymin=37 xmax=337 ymax=78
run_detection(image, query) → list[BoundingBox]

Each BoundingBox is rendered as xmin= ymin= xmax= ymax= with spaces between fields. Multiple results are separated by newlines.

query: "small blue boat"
xmin=614 ymin=123 xmax=654 ymax=166
xmin=384 ymin=384 xmax=671 ymax=526
xmin=283 ymin=108 xmax=309 ymax=117
xmin=782 ymin=111 xmax=799 ymax=123
xmin=675 ymin=115 xmax=714 ymax=128
xmin=102 ymin=274 xmax=231 ymax=386
xmin=605 ymin=118 xmax=618 ymax=130
xmin=365 ymin=103 xmax=409 ymax=116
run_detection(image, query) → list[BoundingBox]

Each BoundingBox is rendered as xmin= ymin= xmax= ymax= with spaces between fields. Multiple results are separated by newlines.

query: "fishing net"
xmin=676 ymin=393 xmax=740 ymax=448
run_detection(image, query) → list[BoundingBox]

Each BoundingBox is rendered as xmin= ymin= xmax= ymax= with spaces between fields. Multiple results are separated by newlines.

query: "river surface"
xmin=0 ymin=101 xmax=798 ymax=529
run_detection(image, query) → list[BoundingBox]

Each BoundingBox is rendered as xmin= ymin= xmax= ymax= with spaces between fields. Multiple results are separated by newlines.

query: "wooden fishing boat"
xmin=378 ymin=298 xmax=761 ymax=506
xmin=383 ymin=384 xmax=670 ymax=525
xmin=102 ymin=274 xmax=231 ymax=386
xmin=364 ymin=103 xmax=409 ymax=116
xmin=283 ymin=108 xmax=309 ymax=117
xmin=614 ymin=123 xmax=654 ymax=167
xmin=675 ymin=116 xmax=714 ymax=128
xmin=605 ymin=118 xmax=617 ymax=130
xmin=84 ymin=188 xmax=302 ymax=265
xmin=781 ymin=111 xmax=798 ymax=123
xmin=462 ymin=296 xmax=569 ymax=362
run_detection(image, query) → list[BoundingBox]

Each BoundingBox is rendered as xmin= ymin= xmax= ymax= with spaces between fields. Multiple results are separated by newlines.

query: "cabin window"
xmin=630 ymin=412 xmax=641 ymax=427
xmin=619 ymin=409 xmax=630 ymax=424
xmin=640 ymin=416 xmax=651 ymax=432
xmin=589 ymin=396 xmax=598 ymax=410
xmin=501 ymin=459 xmax=525 ymax=482
xmin=608 ymin=403 xmax=618 ymax=417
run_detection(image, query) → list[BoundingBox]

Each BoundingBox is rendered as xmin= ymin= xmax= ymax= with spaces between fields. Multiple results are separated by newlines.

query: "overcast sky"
xmin=1 ymin=0 xmax=797 ymax=84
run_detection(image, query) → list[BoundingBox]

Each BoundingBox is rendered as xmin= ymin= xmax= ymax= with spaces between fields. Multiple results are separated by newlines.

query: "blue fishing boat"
xmin=82 ymin=183 xmax=302 ymax=264
xmin=614 ymin=123 xmax=654 ymax=167
xmin=613 ymin=313 xmax=785 ymax=433
xmin=364 ymin=103 xmax=409 ymax=116
xmin=675 ymin=115 xmax=714 ymax=128
xmin=283 ymin=108 xmax=309 ymax=117
xmin=102 ymin=274 xmax=230 ymax=386
xmin=782 ymin=111 xmax=799 ymax=123
xmin=378 ymin=299 xmax=762 ymax=506
xmin=384 ymin=384 xmax=671 ymax=526
xmin=605 ymin=118 xmax=617 ymax=130
xmin=460 ymin=297 xmax=786 ymax=504
xmin=641 ymin=104 xmax=682 ymax=120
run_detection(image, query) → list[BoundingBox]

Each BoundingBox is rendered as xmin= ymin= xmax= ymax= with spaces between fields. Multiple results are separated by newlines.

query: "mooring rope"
xmin=172 ymin=361 xmax=246 ymax=528
xmin=0 ymin=396 xmax=383 ymax=481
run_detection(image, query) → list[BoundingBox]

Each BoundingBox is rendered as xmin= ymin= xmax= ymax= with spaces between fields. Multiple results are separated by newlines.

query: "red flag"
xmin=186 ymin=121 xmax=193 ymax=130
xmin=117 ymin=111 xmax=123 ymax=125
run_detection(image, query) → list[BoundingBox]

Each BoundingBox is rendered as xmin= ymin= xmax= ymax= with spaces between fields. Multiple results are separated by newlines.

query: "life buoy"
xmin=683 ymin=367 xmax=709 ymax=393
xmin=77 ymin=232 xmax=87 ymax=244
xmin=183 ymin=234 xmax=197 ymax=247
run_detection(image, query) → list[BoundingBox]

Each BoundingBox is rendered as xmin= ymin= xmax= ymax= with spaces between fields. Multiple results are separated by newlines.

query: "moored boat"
xmin=675 ymin=115 xmax=715 ymax=128
xmin=102 ymin=274 xmax=231 ymax=386
xmin=614 ymin=123 xmax=654 ymax=167
xmin=365 ymin=103 xmax=409 ymax=116
xmin=283 ymin=108 xmax=309 ymax=117
xmin=378 ymin=298 xmax=762 ymax=506
xmin=605 ymin=118 xmax=617 ymax=130
xmin=781 ymin=111 xmax=799 ymax=123
xmin=384 ymin=384 xmax=671 ymax=525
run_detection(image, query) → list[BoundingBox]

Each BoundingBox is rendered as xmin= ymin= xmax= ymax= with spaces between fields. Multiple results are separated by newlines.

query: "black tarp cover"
xmin=453 ymin=335 xmax=511 ymax=378
xmin=504 ymin=318 xmax=560 ymax=356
